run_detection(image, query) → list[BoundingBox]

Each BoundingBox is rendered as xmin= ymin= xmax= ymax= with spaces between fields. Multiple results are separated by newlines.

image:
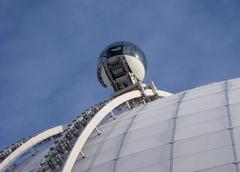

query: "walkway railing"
xmin=0 ymin=125 xmax=65 ymax=172
xmin=0 ymin=87 xmax=171 ymax=172
xmin=37 ymin=89 xmax=170 ymax=172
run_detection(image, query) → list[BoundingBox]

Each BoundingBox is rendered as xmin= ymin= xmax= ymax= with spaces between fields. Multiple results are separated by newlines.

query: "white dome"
xmin=6 ymin=77 xmax=240 ymax=172
xmin=71 ymin=78 xmax=240 ymax=172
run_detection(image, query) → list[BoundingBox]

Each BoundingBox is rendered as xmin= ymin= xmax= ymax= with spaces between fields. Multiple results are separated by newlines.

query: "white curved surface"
xmin=99 ymin=55 xmax=146 ymax=87
xmin=63 ymin=89 xmax=165 ymax=172
xmin=156 ymin=89 xmax=172 ymax=97
xmin=0 ymin=125 xmax=65 ymax=172
xmin=125 ymin=55 xmax=145 ymax=81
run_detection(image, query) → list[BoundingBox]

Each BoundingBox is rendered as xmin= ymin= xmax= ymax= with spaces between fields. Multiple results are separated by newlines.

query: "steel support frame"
xmin=0 ymin=125 xmax=66 ymax=172
xmin=62 ymin=89 xmax=170 ymax=172
xmin=224 ymin=81 xmax=240 ymax=172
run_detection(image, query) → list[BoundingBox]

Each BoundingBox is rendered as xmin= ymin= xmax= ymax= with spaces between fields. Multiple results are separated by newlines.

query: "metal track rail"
xmin=0 ymin=137 xmax=33 ymax=163
xmin=0 ymin=125 xmax=65 ymax=172
xmin=0 ymin=88 xmax=171 ymax=172
xmin=62 ymin=89 xmax=167 ymax=172
xmin=37 ymin=98 xmax=113 ymax=172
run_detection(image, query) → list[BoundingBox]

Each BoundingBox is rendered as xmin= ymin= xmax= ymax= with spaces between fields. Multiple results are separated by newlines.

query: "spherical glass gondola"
xmin=97 ymin=41 xmax=147 ymax=88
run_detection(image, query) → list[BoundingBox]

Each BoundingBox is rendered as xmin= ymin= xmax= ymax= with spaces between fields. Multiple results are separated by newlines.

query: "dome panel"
xmin=71 ymin=78 xmax=240 ymax=172
xmin=5 ymin=78 xmax=240 ymax=172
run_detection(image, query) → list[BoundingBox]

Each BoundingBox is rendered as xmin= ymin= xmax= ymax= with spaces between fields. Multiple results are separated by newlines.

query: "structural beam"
xmin=0 ymin=125 xmax=65 ymax=172
xmin=63 ymin=88 xmax=169 ymax=172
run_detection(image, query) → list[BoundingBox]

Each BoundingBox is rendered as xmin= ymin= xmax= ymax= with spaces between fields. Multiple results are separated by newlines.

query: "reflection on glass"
xmin=97 ymin=41 xmax=147 ymax=87
xmin=97 ymin=41 xmax=147 ymax=70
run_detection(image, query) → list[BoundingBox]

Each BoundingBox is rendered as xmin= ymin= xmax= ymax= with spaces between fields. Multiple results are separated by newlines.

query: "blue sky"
xmin=0 ymin=0 xmax=240 ymax=149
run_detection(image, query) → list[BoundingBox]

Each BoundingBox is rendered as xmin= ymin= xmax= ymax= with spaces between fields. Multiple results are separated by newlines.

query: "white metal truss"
xmin=0 ymin=88 xmax=171 ymax=172
xmin=62 ymin=89 xmax=169 ymax=172
xmin=0 ymin=125 xmax=66 ymax=172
